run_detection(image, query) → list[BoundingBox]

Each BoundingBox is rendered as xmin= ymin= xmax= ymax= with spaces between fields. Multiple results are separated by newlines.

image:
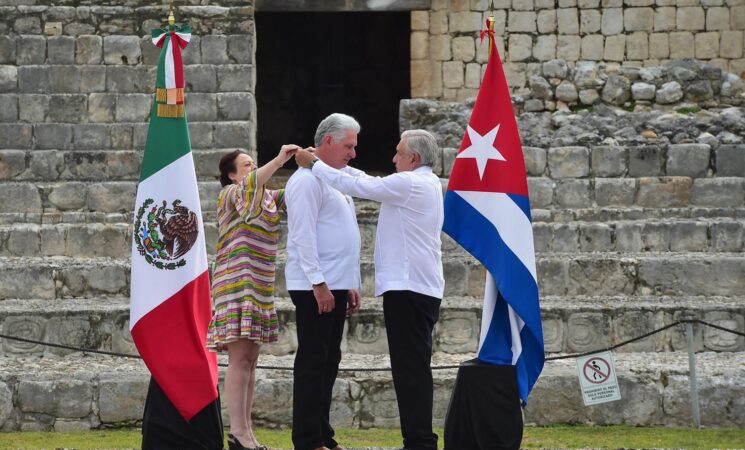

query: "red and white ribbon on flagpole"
xmin=153 ymin=30 xmax=191 ymax=104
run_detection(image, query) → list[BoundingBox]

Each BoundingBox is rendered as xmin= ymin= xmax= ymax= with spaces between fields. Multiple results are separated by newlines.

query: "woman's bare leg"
xmin=226 ymin=339 xmax=260 ymax=447
xmin=245 ymin=351 xmax=260 ymax=446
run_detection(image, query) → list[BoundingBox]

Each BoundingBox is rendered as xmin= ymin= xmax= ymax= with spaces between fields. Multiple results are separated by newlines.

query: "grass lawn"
xmin=0 ymin=426 xmax=743 ymax=449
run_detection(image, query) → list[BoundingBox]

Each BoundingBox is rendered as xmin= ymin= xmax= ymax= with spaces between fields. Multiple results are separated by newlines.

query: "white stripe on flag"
xmin=508 ymin=302 xmax=525 ymax=365
xmin=130 ymin=153 xmax=208 ymax=330
xmin=165 ymin=37 xmax=175 ymax=89
xmin=175 ymin=31 xmax=191 ymax=43
xmin=480 ymin=272 xmax=526 ymax=365
xmin=455 ymin=190 xmax=537 ymax=281
xmin=479 ymin=271 xmax=498 ymax=353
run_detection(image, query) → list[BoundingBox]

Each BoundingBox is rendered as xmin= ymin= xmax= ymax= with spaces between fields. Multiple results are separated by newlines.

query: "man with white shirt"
xmin=296 ymin=129 xmax=445 ymax=450
xmin=285 ymin=113 xmax=362 ymax=450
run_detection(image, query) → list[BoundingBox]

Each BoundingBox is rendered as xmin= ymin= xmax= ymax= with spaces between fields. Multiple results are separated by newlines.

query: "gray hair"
xmin=314 ymin=113 xmax=361 ymax=147
xmin=401 ymin=129 xmax=438 ymax=167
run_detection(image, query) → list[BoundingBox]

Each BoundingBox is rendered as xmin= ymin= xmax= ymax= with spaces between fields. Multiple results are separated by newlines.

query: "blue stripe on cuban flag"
xmin=443 ymin=189 xmax=544 ymax=405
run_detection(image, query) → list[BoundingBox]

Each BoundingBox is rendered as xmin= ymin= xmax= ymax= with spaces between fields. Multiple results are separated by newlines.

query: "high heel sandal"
xmin=227 ymin=433 xmax=251 ymax=450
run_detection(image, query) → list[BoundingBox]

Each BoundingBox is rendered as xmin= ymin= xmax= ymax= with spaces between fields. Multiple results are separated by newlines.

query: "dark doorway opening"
xmin=256 ymin=12 xmax=410 ymax=174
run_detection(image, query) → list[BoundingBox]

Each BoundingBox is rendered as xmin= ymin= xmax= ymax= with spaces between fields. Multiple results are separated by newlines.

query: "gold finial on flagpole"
xmin=487 ymin=16 xmax=495 ymax=56
xmin=486 ymin=0 xmax=495 ymax=56
xmin=168 ymin=1 xmax=176 ymax=26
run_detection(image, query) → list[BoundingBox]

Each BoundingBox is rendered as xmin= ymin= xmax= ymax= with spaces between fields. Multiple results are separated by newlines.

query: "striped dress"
xmin=206 ymin=170 xmax=284 ymax=349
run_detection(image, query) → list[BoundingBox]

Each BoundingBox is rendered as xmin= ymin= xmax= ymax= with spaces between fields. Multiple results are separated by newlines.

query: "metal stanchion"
xmin=685 ymin=322 xmax=701 ymax=428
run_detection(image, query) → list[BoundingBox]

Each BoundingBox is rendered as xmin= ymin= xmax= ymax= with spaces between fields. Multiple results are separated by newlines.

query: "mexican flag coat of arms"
xmin=129 ymin=22 xmax=221 ymax=443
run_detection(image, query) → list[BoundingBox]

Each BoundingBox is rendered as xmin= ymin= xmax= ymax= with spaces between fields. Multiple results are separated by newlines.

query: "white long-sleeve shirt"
xmin=311 ymin=161 xmax=445 ymax=299
xmin=284 ymin=167 xmax=361 ymax=291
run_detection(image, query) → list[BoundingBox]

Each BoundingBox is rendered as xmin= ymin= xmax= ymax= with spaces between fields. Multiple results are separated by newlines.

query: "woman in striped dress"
xmin=207 ymin=145 xmax=298 ymax=450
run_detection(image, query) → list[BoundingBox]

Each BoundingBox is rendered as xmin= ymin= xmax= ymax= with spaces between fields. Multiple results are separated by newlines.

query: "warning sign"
xmin=576 ymin=351 xmax=621 ymax=406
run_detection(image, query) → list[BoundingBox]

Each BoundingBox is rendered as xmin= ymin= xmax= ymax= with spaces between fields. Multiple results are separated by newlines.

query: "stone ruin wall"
xmin=3 ymin=0 xmax=745 ymax=156
xmin=517 ymin=58 xmax=744 ymax=113
xmin=0 ymin=0 xmax=259 ymax=167
xmin=411 ymin=0 xmax=745 ymax=102
xmin=0 ymin=1 xmax=744 ymax=432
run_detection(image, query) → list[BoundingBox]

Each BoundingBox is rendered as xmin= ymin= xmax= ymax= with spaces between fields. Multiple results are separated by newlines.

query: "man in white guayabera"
xmin=284 ymin=113 xmax=363 ymax=450
xmin=296 ymin=129 xmax=445 ymax=450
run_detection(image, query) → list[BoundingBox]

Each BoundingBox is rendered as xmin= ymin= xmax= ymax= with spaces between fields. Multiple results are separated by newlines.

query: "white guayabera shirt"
xmin=311 ymin=160 xmax=445 ymax=300
xmin=284 ymin=167 xmax=361 ymax=291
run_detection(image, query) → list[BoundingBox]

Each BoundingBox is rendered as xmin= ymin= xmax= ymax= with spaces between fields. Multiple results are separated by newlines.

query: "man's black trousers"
xmin=384 ymin=290 xmax=442 ymax=450
xmin=290 ymin=289 xmax=348 ymax=450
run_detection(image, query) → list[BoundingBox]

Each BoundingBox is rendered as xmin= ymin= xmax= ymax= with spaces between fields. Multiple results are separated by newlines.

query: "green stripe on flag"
xmin=156 ymin=34 xmax=167 ymax=88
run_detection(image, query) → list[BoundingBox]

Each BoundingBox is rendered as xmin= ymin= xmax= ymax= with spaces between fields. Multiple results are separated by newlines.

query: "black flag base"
xmin=141 ymin=377 xmax=224 ymax=450
xmin=444 ymin=359 xmax=523 ymax=450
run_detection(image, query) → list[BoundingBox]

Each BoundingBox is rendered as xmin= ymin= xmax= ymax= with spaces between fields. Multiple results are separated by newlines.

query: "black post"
xmin=444 ymin=359 xmax=523 ymax=450
xmin=141 ymin=377 xmax=224 ymax=450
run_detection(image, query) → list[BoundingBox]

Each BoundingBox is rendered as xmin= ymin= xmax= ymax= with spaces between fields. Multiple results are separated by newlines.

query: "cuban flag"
xmin=442 ymin=27 xmax=544 ymax=405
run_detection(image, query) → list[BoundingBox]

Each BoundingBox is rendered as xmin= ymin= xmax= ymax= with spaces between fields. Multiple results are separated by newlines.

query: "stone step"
xmin=404 ymin=101 xmax=745 ymax=166
xmin=0 ymin=180 xmax=379 ymax=217
xmin=1 ymin=217 xmax=743 ymax=259
xmin=0 ymin=296 xmax=742 ymax=359
xmin=1 ymin=253 xmax=743 ymax=301
xmin=532 ymin=206 xmax=745 ymax=222
xmin=5 ymin=63 xmax=252 ymax=95
xmin=1 ymin=176 xmax=743 ymax=215
xmin=533 ymin=218 xmax=745 ymax=253
xmin=0 ymin=148 xmax=239 ymax=182
xmin=2 ymin=80 xmax=744 ymax=178
xmin=0 ymin=33 xmax=248 ymax=68
xmin=3 ymin=141 xmax=745 ymax=181
xmin=0 ymin=351 xmax=742 ymax=430
xmin=0 ymin=92 xmax=254 ymax=127
xmin=0 ymin=120 xmax=254 ymax=153
xmin=2 ymin=206 xmax=744 ymax=226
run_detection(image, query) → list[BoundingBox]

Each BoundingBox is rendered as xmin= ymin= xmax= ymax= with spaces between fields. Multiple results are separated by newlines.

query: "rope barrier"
xmin=0 ymin=333 xmax=140 ymax=359
xmin=696 ymin=319 xmax=745 ymax=337
xmin=545 ymin=321 xmax=683 ymax=361
xmin=545 ymin=318 xmax=744 ymax=361
xmin=0 ymin=318 xmax=742 ymax=371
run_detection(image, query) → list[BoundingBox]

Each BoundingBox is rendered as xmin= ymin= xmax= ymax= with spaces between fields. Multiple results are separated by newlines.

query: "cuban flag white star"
xmin=456 ymin=124 xmax=506 ymax=180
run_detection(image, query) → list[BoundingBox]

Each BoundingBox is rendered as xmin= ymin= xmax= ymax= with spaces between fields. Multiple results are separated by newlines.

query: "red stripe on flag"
xmin=171 ymin=31 xmax=185 ymax=90
xmin=131 ymin=270 xmax=218 ymax=421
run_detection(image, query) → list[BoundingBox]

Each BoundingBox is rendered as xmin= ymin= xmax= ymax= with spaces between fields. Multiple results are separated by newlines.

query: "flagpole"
xmin=486 ymin=0 xmax=494 ymax=55
xmin=133 ymin=5 xmax=222 ymax=445
xmin=444 ymin=0 xmax=544 ymax=443
xmin=487 ymin=1 xmax=495 ymax=55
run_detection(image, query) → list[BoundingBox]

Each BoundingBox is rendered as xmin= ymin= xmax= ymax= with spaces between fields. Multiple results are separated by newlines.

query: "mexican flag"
xmin=129 ymin=23 xmax=219 ymax=431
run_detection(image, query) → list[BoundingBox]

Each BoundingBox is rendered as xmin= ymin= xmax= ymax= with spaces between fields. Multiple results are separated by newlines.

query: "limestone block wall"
xmin=523 ymin=58 xmax=744 ymax=112
xmin=0 ymin=1 xmax=257 ymax=182
xmin=411 ymin=0 xmax=745 ymax=100
xmin=399 ymin=97 xmax=745 ymax=180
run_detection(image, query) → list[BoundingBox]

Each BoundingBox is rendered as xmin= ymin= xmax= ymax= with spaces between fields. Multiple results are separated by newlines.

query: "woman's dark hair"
xmin=218 ymin=150 xmax=248 ymax=187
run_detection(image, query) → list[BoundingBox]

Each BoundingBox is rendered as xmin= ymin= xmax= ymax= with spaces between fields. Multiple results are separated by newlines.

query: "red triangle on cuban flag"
xmin=447 ymin=30 xmax=528 ymax=197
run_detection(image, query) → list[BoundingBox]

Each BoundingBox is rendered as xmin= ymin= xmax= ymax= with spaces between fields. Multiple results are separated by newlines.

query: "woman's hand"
xmin=256 ymin=144 xmax=300 ymax=187
xmin=276 ymin=144 xmax=301 ymax=167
